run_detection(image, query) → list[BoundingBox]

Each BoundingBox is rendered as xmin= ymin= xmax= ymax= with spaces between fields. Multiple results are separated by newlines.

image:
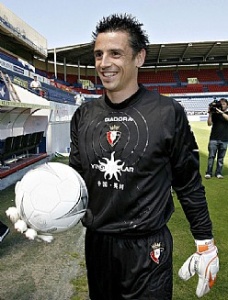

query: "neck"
xmin=106 ymin=84 xmax=139 ymax=104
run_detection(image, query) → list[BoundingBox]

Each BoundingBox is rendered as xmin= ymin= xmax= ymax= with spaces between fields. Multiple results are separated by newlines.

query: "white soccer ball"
xmin=15 ymin=162 xmax=88 ymax=234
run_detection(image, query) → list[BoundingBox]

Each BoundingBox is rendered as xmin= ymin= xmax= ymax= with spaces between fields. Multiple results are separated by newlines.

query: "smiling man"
xmin=94 ymin=30 xmax=146 ymax=102
xmin=69 ymin=14 xmax=219 ymax=300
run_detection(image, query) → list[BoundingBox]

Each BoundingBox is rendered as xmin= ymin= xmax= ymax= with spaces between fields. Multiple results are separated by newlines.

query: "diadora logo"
xmin=91 ymin=152 xmax=134 ymax=181
xmin=104 ymin=116 xmax=134 ymax=122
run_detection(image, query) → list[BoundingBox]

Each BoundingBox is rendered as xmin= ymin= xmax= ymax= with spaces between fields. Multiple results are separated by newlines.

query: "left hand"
xmin=178 ymin=239 xmax=219 ymax=298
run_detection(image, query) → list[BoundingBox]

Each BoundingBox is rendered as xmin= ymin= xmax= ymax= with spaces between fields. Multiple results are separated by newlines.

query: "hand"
xmin=5 ymin=206 xmax=20 ymax=223
xmin=178 ymin=239 xmax=219 ymax=298
xmin=23 ymin=226 xmax=54 ymax=242
xmin=24 ymin=229 xmax=54 ymax=243
xmin=14 ymin=219 xmax=28 ymax=233
xmin=215 ymin=108 xmax=224 ymax=114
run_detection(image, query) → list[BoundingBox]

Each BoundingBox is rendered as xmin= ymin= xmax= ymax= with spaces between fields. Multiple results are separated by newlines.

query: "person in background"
xmin=69 ymin=14 xmax=219 ymax=300
xmin=74 ymin=92 xmax=85 ymax=106
xmin=0 ymin=220 xmax=9 ymax=242
xmin=30 ymin=75 xmax=42 ymax=94
xmin=205 ymin=98 xmax=228 ymax=179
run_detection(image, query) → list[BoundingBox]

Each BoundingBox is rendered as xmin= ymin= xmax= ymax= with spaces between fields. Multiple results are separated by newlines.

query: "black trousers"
xmin=85 ymin=226 xmax=173 ymax=300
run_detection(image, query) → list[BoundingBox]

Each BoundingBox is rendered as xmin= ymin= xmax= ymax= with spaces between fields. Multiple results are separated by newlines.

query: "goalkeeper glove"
xmin=178 ymin=239 xmax=219 ymax=298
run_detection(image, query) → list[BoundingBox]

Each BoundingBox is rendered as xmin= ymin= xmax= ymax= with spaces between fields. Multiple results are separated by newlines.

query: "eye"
xmin=94 ymin=51 xmax=103 ymax=60
xmin=111 ymin=50 xmax=121 ymax=58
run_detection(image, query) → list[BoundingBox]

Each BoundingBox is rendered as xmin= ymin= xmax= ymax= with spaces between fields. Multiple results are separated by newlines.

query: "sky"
xmin=1 ymin=0 xmax=228 ymax=49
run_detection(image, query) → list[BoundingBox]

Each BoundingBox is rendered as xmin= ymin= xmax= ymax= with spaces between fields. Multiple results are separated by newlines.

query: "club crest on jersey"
xmin=107 ymin=125 xmax=121 ymax=147
xmin=150 ymin=242 xmax=164 ymax=264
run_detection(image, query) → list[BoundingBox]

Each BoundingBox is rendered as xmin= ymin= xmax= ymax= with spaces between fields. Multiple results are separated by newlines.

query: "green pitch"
xmin=170 ymin=121 xmax=227 ymax=299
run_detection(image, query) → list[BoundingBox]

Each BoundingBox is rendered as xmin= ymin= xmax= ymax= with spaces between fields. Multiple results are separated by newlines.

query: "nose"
xmin=99 ymin=53 xmax=111 ymax=69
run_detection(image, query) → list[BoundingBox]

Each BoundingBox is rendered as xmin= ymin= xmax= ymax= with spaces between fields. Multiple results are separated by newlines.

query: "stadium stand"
xmin=0 ymin=64 xmax=76 ymax=104
xmin=0 ymin=31 xmax=215 ymax=98
xmin=1 ymin=44 xmax=228 ymax=102
xmin=48 ymin=66 xmax=228 ymax=97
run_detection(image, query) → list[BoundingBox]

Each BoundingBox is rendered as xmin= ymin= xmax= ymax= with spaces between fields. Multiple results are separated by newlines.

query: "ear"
xmin=136 ymin=49 xmax=146 ymax=68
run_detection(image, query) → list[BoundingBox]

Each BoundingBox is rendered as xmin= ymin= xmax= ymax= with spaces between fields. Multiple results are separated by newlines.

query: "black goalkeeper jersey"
xmin=69 ymin=86 xmax=212 ymax=240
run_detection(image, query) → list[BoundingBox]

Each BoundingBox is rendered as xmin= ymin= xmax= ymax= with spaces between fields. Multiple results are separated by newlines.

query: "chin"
xmin=102 ymin=82 xmax=117 ymax=91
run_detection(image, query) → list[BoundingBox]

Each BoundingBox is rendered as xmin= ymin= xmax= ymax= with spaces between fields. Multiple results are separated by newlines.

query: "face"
xmin=221 ymin=100 xmax=228 ymax=111
xmin=94 ymin=31 xmax=146 ymax=103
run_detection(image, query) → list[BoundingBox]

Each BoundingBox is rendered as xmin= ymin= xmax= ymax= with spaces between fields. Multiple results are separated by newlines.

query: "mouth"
xmin=100 ymin=71 xmax=117 ymax=79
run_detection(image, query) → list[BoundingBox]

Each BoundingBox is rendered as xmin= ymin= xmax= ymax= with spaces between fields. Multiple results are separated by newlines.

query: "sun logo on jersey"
xmin=106 ymin=125 xmax=121 ymax=147
xmin=98 ymin=151 xmax=124 ymax=181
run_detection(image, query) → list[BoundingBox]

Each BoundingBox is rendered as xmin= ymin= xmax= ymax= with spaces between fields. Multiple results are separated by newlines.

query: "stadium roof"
xmin=0 ymin=25 xmax=47 ymax=60
xmin=1 ymin=19 xmax=228 ymax=69
xmin=47 ymin=40 xmax=228 ymax=68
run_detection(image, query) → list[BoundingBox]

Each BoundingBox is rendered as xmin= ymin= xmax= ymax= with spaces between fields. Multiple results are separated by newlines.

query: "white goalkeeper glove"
xmin=6 ymin=206 xmax=20 ymax=224
xmin=24 ymin=228 xmax=54 ymax=243
xmin=178 ymin=239 xmax=219 ymax=298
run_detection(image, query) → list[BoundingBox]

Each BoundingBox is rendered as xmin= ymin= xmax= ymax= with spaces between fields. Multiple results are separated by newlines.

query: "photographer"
xmin=205 ymin=98 xmax=228 ymax=179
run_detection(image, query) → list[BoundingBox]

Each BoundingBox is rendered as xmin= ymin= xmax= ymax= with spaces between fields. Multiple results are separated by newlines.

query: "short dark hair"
xmin=92 ymin=14 xmax=149 ymax=57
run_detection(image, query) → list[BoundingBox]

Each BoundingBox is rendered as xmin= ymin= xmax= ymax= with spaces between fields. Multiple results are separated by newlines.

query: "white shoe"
xmin=216 ymin=174 xmax=224 ymax=179
xmin=205 ymin=174 xmax=211 ymax=179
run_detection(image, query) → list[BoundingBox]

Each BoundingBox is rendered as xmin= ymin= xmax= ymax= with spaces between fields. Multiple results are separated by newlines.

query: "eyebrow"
xmin=94 ymin=48 xmax=124 ymax=54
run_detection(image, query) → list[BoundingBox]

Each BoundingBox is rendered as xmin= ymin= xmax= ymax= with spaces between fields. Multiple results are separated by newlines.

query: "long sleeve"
xmin=169 ymin=101 xmax=213 ymax=239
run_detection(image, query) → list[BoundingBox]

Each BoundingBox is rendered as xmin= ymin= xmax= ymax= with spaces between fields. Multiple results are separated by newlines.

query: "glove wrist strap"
xmin=195 ymin=238 xmax=214 ymax=252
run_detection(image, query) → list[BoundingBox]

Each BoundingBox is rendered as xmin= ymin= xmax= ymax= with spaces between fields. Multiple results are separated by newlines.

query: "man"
xmin=30 ymin=75 xmax=42 ymax=94
xmin=69 ymin=14 xmax=219 ymax=300
xmin=205 ymin=98 xmax=228 ymax=179
xmin=74 ymin=92 xmax=85 ymax=106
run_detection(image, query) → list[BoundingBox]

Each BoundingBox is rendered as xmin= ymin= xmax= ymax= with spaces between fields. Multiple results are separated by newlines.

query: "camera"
xmin=209 ymin=99 xmax=222 ymax=113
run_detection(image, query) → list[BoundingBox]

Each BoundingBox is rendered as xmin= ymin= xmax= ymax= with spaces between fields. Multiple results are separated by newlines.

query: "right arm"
xmin=69 ymin=109 xmax=84 ymax=176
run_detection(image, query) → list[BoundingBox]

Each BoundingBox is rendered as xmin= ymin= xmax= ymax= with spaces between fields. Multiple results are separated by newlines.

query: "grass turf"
xmin=170 ymin=121 xmax=228 ymax=299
